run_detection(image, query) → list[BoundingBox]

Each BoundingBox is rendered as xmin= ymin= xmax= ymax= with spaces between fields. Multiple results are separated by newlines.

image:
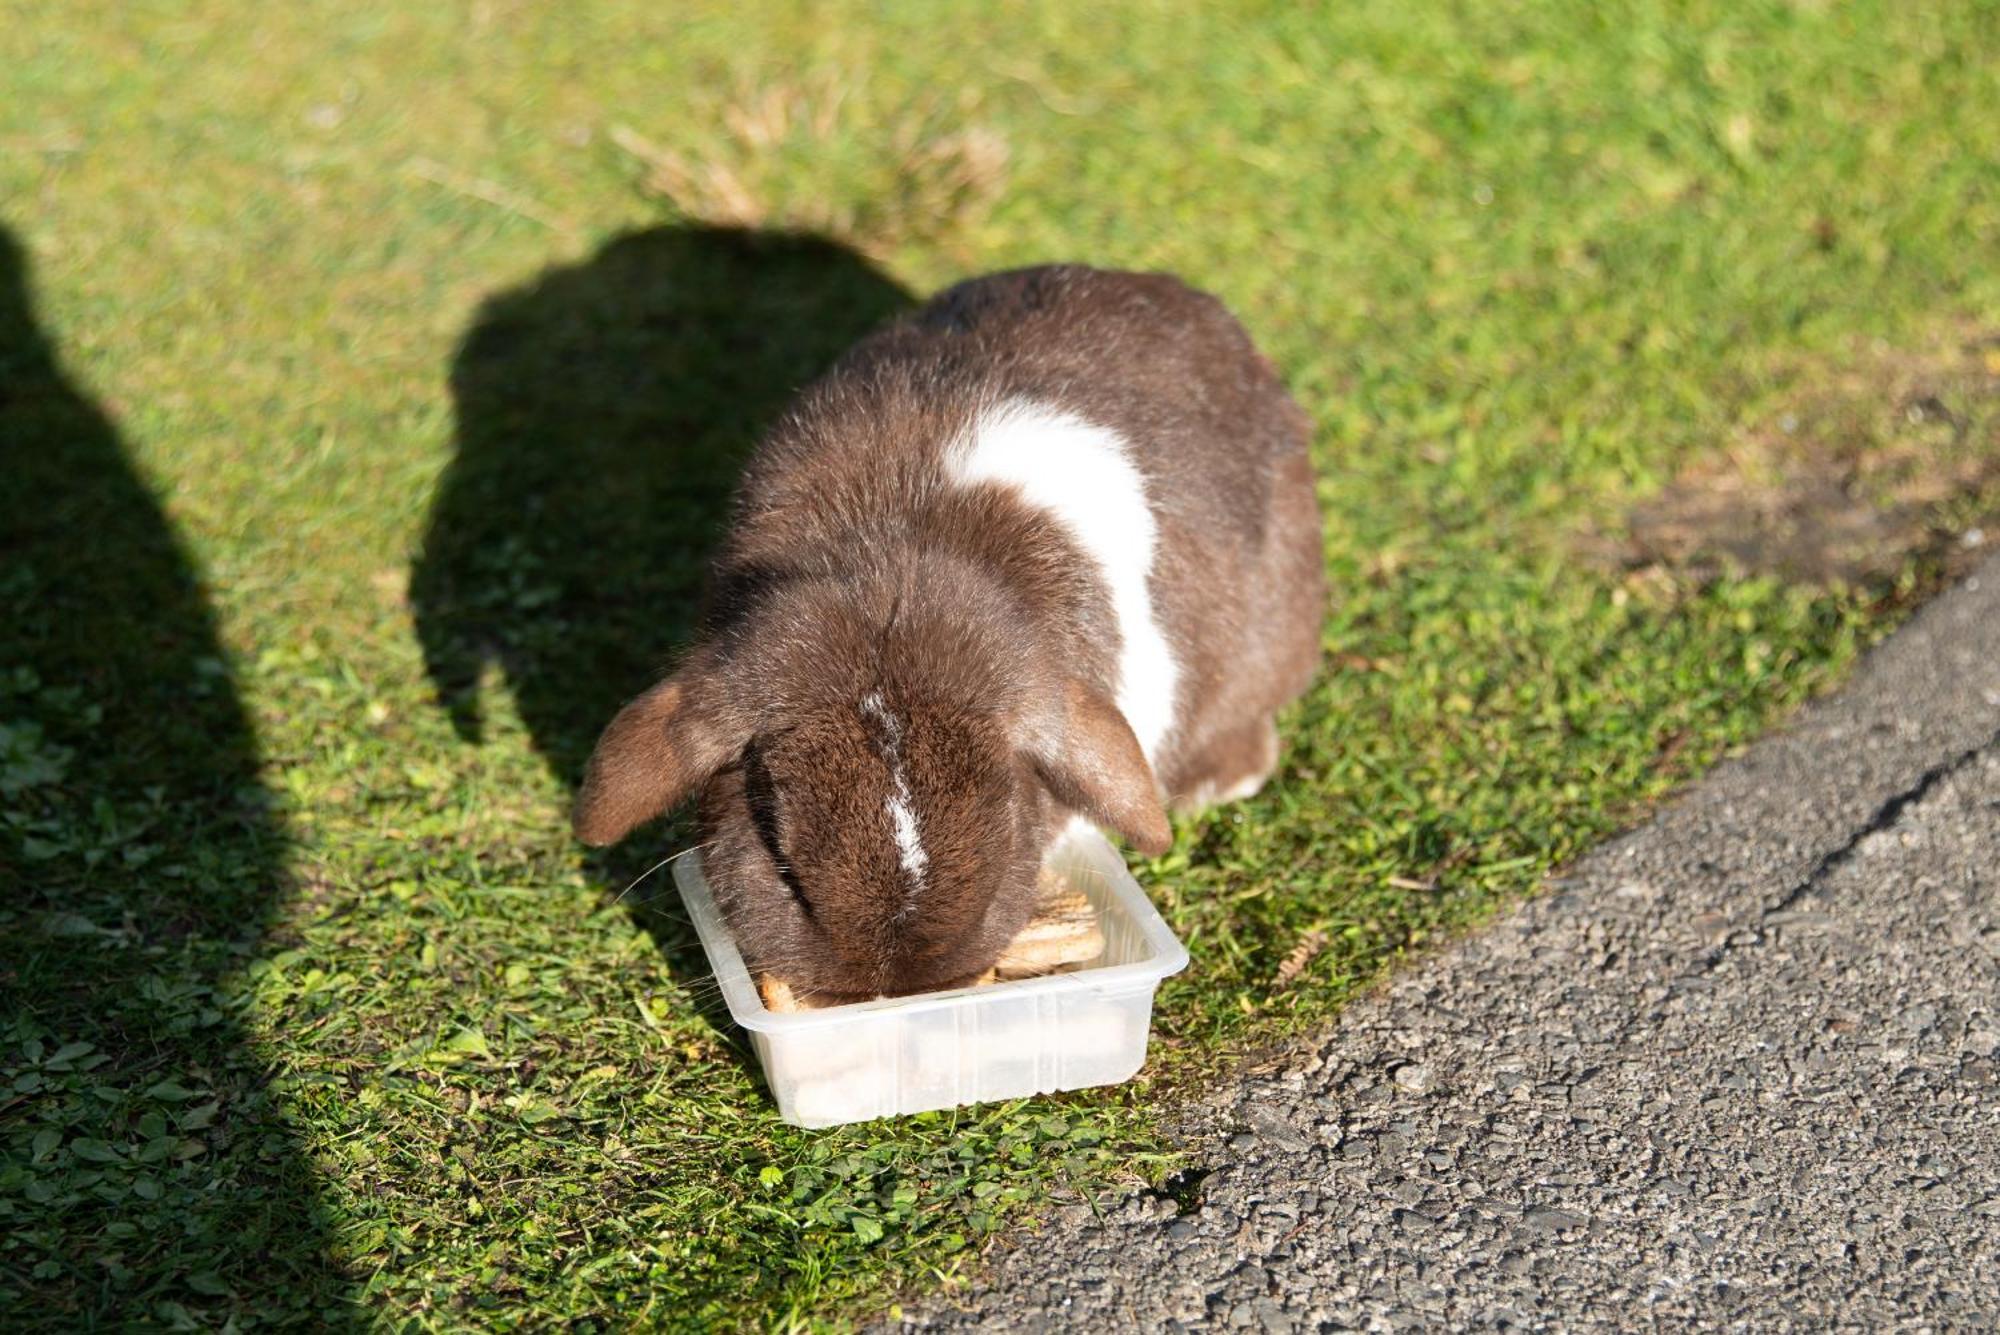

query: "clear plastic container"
xmin=671 ymin=825 xmax=1190 ymax=1128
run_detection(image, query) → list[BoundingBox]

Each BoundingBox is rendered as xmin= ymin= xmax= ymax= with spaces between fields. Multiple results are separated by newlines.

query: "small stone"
xmin=1243 ymin=1103 xmax=1313 ymax=1152
xmin=1167 ymin=1218 xmax=1199 ymax=1241
xmin=1391 ymin=1062 xmax=1436 ymax=1094
xmin=1254 ymin=1295 xmax=1295 ymax=1332
xmin=1229 ymin=1133 xmax=1258 ymax=1152
xmin=1521 ymin=1206 xmax=1589 ymax=1232
xmin=1394 ymin=1208 xmax=1438 ymax=1233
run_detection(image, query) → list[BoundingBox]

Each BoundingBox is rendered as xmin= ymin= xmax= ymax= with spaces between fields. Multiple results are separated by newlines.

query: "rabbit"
xmin=574 ymin=264 xmax=1325 ymax=1004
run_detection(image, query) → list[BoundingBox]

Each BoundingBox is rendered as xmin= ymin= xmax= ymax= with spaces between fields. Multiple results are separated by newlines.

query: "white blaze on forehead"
xmin=885 ymin=792 xmax=926 ymax=880
xmin=860 ymin=691 xmax=929 ymax=892
xmin=945 ymin=399 xmax=1178 ymax=763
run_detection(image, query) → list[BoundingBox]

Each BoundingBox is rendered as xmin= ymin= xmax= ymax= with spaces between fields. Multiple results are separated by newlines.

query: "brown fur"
xmin=574 ymin=265 xmax=1325 ymax=999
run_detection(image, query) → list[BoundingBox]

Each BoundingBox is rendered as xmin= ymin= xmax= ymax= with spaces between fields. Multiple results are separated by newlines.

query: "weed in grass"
xmin=611 ymin=74 xmax=1009 ymax=258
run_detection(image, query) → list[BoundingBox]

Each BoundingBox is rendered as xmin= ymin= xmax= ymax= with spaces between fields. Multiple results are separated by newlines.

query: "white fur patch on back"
xmin=860 ymin=691 xmax=929 ymax=896
xmin=946 ymin=399 xmax=1179 ymax=763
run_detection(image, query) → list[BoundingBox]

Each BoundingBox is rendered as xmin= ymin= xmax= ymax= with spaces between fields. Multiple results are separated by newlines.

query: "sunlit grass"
xmin=2 ymin=0 xmax=1996 ymax=1327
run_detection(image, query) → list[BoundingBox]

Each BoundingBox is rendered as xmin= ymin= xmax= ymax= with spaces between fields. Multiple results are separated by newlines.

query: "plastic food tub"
xmin=671 ymin=825 xmax=1190 ymax=1128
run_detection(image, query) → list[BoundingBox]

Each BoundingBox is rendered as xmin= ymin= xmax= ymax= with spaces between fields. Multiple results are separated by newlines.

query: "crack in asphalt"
xmin=1669 ymin=720 xmax=2000 ymax=978
xmin=1759 ymin=721 xmax=2000 ymax=925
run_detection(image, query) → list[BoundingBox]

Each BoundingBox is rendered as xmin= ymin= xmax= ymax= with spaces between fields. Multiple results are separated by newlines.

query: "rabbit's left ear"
xmin=1021 ymin=677 xmax=1171 ymax=856
xmin=573 ymin=651 xmax=745 ymax=846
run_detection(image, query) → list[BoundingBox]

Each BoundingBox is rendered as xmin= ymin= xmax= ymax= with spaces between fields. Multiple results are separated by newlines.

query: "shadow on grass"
xmin=0 ymin=229 xmax=352 ymax=1324
xmin=413 ymin=225 xmax=913 ymax=1021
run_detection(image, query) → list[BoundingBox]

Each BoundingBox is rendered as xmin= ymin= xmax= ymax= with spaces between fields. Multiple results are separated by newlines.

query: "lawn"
xmin=3 ymin=0 xmax=1997 ymax=1328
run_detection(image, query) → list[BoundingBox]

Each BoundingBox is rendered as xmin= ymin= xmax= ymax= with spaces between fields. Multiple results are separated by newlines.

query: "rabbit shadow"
xmin=413 ymin=226 xmax=914 ymax=1039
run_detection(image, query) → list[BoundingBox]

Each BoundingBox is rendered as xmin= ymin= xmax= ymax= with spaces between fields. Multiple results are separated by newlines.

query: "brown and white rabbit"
xmin=574 ymin=265 xmax=1324 ymax=1004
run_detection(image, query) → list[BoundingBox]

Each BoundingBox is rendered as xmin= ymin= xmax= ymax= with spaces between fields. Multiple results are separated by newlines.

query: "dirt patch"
xmin=1605 ymin=329 xmax=2000 ymax=587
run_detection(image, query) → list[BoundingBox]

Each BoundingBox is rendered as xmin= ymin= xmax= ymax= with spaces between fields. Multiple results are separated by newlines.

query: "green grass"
xmin=3 ymin=0 xmax=1997 ymax=1328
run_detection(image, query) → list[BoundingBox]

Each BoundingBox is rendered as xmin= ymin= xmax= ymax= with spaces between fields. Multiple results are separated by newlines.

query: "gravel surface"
xmin=907 ymin=556 xmax=2000 ymax=1331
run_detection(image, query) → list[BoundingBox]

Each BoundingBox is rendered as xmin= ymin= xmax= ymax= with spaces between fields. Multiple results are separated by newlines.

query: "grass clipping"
xmin=759 ymin=867 xmax=1103 ymax=1013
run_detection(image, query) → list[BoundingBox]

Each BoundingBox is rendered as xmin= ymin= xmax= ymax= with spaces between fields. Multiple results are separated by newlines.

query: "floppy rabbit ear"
xmin=1024 ymin=678 xmax=1172 ymax=857
xmin=573 ymin=659 xmax=744 ymax=846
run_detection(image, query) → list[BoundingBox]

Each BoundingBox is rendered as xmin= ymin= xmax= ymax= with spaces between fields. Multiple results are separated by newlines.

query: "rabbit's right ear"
xmin=573 ymin=657 xmax=744 ymax=846
xmin=1022 ymin=677 xmax=1172 ymax=857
